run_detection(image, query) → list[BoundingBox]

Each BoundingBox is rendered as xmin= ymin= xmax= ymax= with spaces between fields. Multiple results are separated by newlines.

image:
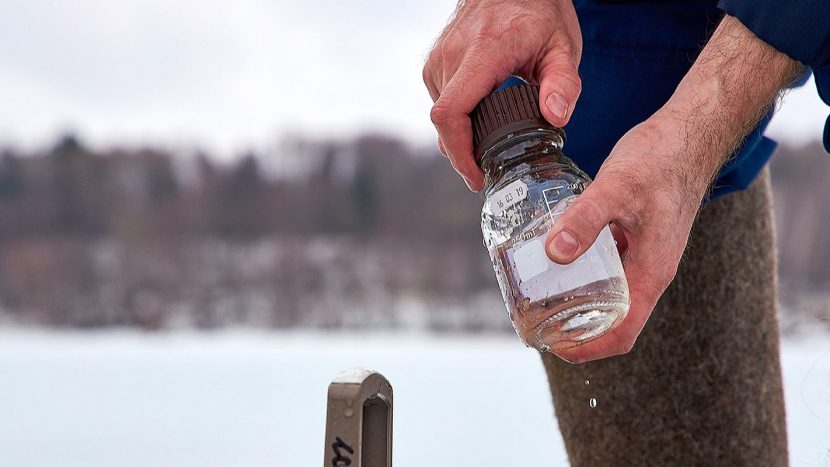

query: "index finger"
xmin=429 ymin=53 xmax=509 ymax=191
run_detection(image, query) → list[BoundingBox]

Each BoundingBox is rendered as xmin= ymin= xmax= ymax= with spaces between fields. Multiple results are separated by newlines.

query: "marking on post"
xmin=331 ymin=436 xmax=354 ymax=466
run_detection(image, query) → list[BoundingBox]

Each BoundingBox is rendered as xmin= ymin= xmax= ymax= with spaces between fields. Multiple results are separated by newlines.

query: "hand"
xmin=423 ymin=0 xmax=582 ymax=191
xmin=542 ymin=15 xmax=801 ymax=363
xmin=544 ymin=110 xmax=709 ymax=363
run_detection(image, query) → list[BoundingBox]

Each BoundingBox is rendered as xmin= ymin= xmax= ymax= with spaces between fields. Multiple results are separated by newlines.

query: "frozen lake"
xmin=0 ymin=330 xmax=828 ymax=466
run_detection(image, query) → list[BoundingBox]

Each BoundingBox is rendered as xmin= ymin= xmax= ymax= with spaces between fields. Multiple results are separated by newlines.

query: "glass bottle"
xmin=473 ymin=80 xmax=630 ymax=353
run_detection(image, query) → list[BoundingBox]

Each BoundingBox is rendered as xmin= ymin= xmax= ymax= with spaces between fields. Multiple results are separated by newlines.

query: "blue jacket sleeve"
xmin=718 ymin=0 xmax=830 ymax=152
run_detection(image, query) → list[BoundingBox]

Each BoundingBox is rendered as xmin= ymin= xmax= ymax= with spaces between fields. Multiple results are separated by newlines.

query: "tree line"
xmin=0 ymin=134 xmax=826 ymax=330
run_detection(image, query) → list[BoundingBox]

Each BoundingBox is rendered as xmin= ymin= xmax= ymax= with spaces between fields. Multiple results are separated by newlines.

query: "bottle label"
xmin=512 ymin=238 xmax=550 ymax=282
xmin=488 ymin=179 xmax=528 ymax=216
xmin=509 ymin=225 xmax=622 ymax=292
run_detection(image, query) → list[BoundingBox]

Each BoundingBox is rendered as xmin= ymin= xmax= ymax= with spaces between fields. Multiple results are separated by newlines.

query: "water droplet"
xmin=589 ymin=398 xmax=597 ymax=408
xmin=584 ymin=380 xmax=590 ymax=386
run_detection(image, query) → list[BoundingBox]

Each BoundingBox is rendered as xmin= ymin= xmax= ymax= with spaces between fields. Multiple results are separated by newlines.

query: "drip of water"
xmin=584 ymin=379 xmax=590 ymax=386
xmin=589 ymin=398 xmax=597 ymax=408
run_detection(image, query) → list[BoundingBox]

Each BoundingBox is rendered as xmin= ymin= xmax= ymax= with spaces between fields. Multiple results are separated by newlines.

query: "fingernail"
xmin=546 ymin=92 xmax=568 ymax=121
xmin=549 ymin=231 xmax=579 ymax=260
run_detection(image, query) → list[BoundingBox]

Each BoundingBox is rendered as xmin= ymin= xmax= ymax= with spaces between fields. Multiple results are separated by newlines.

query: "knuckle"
xmin=616 ymin=337 xmax=636 ymax=356
xmin=440 ymin=29 xmax=465 ymax=59
xmin=429 ymin=103 xmax=453 ymax=127
xmin=425 ymin=42 xmax=440 ymax=67
xmin=542 ymin=52 xmax=582 ymax=91
xmin=643 ymin=264 xmax=676 ymax=300
xmin=658 ymin=263 xmax=679 ymax=289
xmin=426 ymin=37 xmax=446 ymax=66
xmin=569 ymin=74 xmax=582 ymax=96
xmin=421 ymin=63 xmax=433 ymax=87
xmin=473 ymin=22 xmax=507 ymax=46
xmin=548 ymin=29 xmax=581 ymax=59
xmin=555 ymin=57 xmax=581 ymax=85
xmin=561 ymin=75 xmax=582 ymax=100
xmin=566 ymin=197 xmax=606 ymax=236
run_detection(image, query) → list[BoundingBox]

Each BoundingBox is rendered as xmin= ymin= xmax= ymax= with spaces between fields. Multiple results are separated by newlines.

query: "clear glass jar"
xmin=480 ymin=127 xmax=630 ymax=353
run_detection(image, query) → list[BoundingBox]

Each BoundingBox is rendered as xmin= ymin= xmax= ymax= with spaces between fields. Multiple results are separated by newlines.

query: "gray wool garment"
xmin=541 ymin=167 xmax=788 ymax=467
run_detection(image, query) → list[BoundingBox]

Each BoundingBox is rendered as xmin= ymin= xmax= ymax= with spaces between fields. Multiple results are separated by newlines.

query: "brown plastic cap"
xmin=471 ymin=83 xmax=563 ymax=165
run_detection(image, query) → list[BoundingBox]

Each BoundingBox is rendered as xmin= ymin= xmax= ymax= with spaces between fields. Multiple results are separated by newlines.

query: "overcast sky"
xmin=0 ymin=0 xmax=827 ymax=159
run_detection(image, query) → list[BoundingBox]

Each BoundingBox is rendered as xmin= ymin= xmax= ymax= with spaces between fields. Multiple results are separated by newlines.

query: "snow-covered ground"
xmin=0 ymin=330 xmax=828 ymax=467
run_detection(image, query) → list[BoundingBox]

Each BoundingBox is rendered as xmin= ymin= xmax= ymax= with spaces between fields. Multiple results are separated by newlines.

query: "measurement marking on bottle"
xmin=515 ymin=230 xmax=535 ymax=243
xmin=543 ymin=184 xmax=581 ymax=219
xmin=542 ymin=187 xmax=565 ymax=217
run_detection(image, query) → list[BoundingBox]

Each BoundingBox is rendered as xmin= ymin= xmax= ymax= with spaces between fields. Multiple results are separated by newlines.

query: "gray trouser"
xmin=541 ymin=167 xmax=788 ymax=466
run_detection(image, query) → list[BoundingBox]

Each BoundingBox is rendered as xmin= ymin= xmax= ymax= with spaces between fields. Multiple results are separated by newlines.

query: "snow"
xmin=0 ymin=330 xmax=827 ymax=467
xmin=331 ymin=367 xmax=381 ymax=384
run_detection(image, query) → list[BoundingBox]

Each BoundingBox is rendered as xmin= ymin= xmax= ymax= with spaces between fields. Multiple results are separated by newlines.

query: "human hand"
xmin=544 ymin=110 xmax=712 ymax=363
xmin=542 ymin=15 xmax=801 ymax=363
xmin=423 ymin=0 xmax=582 ymax=191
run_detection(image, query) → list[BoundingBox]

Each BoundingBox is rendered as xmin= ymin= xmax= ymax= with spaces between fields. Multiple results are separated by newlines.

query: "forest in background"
xmin=0 ymin=134 xmax=827 ymax=332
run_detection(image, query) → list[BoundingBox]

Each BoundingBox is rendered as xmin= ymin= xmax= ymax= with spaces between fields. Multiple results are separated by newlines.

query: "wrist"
xmin=647 ymin=105 xmax=726 ymax=198
xmin=656 ymin=15 xmax=802 ymax=190
xmin=659 ymin=96 xmax=732 ymax=172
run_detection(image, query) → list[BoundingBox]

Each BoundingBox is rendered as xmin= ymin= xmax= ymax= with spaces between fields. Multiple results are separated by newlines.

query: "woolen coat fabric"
xmin=540 ymin=168 xmax=787 ymax=466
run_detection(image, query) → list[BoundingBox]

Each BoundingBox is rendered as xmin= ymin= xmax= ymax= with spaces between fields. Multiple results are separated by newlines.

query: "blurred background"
xmin=0 ymin=1 xmax=829 ymax=466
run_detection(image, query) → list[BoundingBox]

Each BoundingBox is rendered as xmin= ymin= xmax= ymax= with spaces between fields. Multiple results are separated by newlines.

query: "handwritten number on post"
xmin=332 ymin=436 xmax=354 ymax=466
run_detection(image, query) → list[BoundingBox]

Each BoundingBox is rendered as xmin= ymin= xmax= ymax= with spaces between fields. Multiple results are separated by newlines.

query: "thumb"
xmin=545 ymin=188 xmax=614 ymax=264
xmin=537 ymin=50 xmax=581 ymax=127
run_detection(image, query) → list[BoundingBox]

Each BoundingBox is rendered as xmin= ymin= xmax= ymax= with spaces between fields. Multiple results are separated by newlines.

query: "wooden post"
xmin=324 ymin=368 xmax=393 ymax=467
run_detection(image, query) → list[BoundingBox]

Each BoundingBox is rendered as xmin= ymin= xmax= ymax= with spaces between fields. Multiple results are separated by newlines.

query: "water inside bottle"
xmin=484 ymin=195 xmax=629 ymax=352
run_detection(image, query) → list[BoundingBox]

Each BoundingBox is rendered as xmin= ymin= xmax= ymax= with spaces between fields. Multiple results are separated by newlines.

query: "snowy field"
xmin=0 ymin=330 xmax=828 ymax=467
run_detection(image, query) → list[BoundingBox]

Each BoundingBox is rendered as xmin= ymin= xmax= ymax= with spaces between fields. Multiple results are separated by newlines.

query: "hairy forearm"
xmin=661 ymin=15 xmax=804 ymax=184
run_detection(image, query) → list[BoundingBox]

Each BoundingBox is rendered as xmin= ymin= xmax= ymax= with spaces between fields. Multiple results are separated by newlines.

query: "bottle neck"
xmin=480 ymin=128 xmax=566 ymax=195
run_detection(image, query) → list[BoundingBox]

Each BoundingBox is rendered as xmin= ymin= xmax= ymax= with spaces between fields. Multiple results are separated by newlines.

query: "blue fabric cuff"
xmin=718 ymin=0 xmax=830 ymax=68
xmin=719 ymin=0 xmax=830 ymax=153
